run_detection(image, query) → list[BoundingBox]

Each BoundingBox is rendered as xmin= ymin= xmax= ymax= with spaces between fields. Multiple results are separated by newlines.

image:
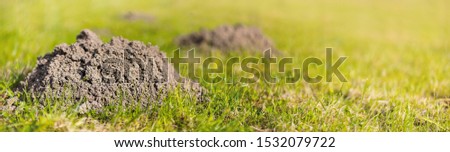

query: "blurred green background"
xmin=0 ymin=0 xmax=448 ymax=131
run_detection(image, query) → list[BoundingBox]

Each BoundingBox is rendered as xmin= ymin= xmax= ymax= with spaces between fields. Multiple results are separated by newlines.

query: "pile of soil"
xmin=122 ymin=11 xmax=154 ymax=23
xmin=176 ymin=24 xmax=277 ymax=53
xmin=20 ymin=30 xmax=206 ymax=111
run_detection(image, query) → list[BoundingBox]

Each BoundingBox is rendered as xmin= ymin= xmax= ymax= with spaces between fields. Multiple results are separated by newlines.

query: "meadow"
xmin=0 ymin=0 xmax=448 ymax=131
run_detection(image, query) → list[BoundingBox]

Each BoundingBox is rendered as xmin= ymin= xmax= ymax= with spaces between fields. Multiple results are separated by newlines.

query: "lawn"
xmin=0 ymin=0 xmax=449 ymax=131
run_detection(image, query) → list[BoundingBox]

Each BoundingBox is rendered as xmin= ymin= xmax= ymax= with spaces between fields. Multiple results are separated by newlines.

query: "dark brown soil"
xmin=20 ymin=29 xmax=206 ymax=111
xmin=175 ymin=24 xmax=277 ymax=53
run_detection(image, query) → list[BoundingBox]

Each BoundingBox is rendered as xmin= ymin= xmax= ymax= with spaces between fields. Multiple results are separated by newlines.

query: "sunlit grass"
xmin=0 ymin=0 xmax=449 ymax=131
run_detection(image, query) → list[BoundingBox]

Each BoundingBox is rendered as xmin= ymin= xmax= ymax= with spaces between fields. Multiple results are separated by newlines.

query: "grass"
xmin=0 ymin=0 xmax=449 ymax=131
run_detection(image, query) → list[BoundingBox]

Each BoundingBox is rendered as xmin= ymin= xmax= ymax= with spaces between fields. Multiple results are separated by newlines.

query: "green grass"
xmin=0 ymin=0 xmax=449 ymax=131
